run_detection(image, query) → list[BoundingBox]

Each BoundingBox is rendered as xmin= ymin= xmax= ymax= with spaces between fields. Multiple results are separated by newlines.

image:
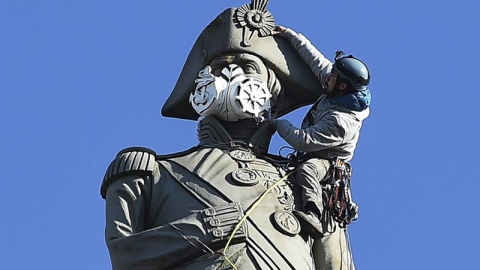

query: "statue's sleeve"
xmin=281 ymin=28 xmax=333 ymax=90
xmin=104 ymin=173 xmax=246 ymax=270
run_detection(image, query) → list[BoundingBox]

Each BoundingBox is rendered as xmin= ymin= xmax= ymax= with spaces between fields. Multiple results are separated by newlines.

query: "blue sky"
xmin=1 ymin=1 xmax=479 ymax=269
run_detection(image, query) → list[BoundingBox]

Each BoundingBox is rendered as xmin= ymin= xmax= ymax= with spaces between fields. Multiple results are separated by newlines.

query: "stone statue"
xmin=101 ymin=1 xmax=354 ymax=269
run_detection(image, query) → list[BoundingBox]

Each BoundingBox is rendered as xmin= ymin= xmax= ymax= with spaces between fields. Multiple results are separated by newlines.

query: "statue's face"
xmin=209 ymin=53 xmax=269 ymax=82
xmin=189 ymin=53 xmax=275 ymax=122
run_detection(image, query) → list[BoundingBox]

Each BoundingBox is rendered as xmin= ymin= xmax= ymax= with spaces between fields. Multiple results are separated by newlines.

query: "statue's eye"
xmin=243 ymin=63 xmax=258 ymax=74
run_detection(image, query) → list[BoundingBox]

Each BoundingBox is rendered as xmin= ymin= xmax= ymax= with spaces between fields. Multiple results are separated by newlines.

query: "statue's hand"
xmin=272 ymin=25 xmax=287 ymax=35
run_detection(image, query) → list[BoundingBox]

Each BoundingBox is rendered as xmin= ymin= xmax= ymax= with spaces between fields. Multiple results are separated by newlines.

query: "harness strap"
xmin=328 ymin=159 xmax=358 ymax=228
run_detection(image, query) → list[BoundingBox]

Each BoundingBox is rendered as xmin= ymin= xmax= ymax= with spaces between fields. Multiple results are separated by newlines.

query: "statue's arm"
xmin=279 ymin=28 xmax=333 ymax=90
xmin=103 ymin=162 xmax=246 ymax=270
xmin=104 ymin=176 xmax=214 ymax=270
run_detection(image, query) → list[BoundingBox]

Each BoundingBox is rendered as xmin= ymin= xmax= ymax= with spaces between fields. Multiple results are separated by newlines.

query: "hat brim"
xmin=162 ymin=8 xmax=322 ymax=120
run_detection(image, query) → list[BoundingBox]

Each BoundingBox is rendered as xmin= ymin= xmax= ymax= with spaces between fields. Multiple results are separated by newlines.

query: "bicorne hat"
xmin=162 ymin=3 xmax=322 ymax=120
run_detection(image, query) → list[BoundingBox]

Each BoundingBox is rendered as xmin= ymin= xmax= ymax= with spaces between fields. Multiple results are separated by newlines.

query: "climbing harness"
xmin=280 ymin=148 xmax=310 ymax=166
xmin=327 ymin=159 xmax=358 ymax=228
xmin=279 ymin=150 xmax=359 ymax=229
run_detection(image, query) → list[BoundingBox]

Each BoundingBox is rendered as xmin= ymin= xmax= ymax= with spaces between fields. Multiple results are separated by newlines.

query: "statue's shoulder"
xmin=100 ymin=146 xmax=157 ymax=198
xmin=100 ymin=146 xmax=201 ymax=198
xmin=155 ymin=146 xmax=200 ymax=161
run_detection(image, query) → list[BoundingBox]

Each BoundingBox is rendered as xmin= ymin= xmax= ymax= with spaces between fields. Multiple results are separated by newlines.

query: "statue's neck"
xmin=197 ymin=116 xmax=274 ymax=154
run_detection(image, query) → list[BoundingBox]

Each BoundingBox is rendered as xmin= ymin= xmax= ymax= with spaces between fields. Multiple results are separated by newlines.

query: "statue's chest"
xmin=153 ymin=147 xmax=312 ymax=269
xmin=168 ymin=148 xmax=295 ymax=206
xmin=165 ymin=147 xmax=302 ymax=235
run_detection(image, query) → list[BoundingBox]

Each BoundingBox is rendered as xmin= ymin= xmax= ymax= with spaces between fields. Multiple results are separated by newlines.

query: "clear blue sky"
xmin=1 ymin=1 xmax=479 ymax=269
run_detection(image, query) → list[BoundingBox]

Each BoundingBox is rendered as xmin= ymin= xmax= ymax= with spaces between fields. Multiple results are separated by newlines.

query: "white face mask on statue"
xmin=189 ymin=64 xmax=272 ymax=122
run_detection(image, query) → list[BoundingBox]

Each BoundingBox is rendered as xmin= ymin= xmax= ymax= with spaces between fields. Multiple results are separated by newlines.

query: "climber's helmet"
xmin=332 ymin=50 xmax=370 ymax=91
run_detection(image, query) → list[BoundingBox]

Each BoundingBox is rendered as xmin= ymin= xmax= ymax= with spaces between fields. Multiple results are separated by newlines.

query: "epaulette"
xmin=100 ymin=147 xmax=157 ymax=199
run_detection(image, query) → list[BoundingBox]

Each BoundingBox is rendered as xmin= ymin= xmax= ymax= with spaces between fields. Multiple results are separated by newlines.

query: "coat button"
xmin=272 ymin=210 xmax=301 ymax=236
xmin=229 ymin=149 xmax=256 ymax=162
xmin=231 ymin=168 xmax=259 ymax=186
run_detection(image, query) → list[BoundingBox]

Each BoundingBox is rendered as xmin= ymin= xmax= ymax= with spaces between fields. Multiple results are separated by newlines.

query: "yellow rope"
xmin=223 ymin=256 xmax=239 ymax=270
xmin=222 ymin=170 xmax=296 ymax=269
